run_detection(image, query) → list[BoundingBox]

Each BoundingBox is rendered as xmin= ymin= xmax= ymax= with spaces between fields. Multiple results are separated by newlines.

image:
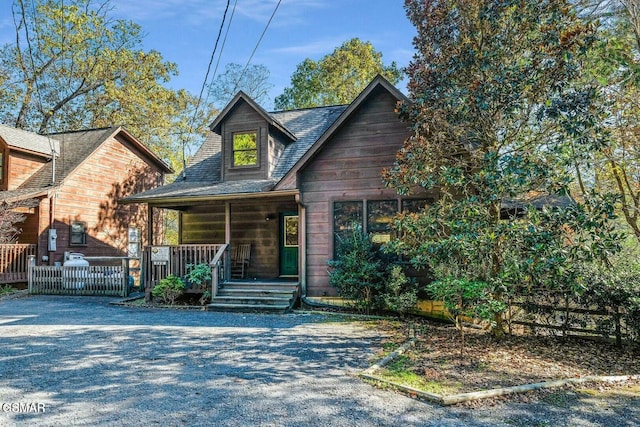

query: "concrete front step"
xmin=220 ymin=281 xmax=298 ymax=292
xmin=205 ymin=302 xmax=291 ymax=313
xmin=207 ymin=280 xmax=299 ymax=313
xmin=211 ymin=295 xmax=292 ymax=306
xmin=217 ymin=288 xmax=294 ymax=298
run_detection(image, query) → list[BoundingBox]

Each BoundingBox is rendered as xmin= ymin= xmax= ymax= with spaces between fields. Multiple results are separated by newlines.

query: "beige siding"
xmin=7 ymin=151 xmax=48 ymax=190
xmin=48 ymin=135 xmax=163 ymax=264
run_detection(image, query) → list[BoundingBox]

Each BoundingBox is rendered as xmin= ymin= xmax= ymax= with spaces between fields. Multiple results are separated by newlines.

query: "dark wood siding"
xmin=222 ymin=101 xmax=269 ymax=181
xmin=300 ymin=87 xmax=411 ymax=296
xmin=180 ymin=199 xmax=297 ymax=278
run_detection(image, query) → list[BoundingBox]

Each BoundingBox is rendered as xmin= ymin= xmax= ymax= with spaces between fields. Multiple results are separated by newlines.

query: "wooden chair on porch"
xmin=231 ymin=244 xmax=251 ymax=279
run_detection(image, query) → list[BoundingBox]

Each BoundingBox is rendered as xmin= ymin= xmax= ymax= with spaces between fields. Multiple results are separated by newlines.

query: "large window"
xmin=333 ymin=201 xmax=363 ymax=253
xmin=332 ymin=198 xmax=430 ymax=256
xmin=232 ymin=131 xmax=258 ymax=167
xmin=367 ymin=200 xmax=398 ymax=244
xmin=70 ymin=221 xmax=87 ymax=245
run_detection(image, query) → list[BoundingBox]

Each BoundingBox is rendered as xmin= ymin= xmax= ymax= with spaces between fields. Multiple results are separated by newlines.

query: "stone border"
xmin=359 ymin=338 xmax=640 ymax=406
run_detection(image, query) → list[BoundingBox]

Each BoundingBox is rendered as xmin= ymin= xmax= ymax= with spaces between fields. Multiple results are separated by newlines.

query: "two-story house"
xmin=125 ymin=76 xmax=430 ymax=305
xmin=0 ymin=125 xmax=173 ymax=283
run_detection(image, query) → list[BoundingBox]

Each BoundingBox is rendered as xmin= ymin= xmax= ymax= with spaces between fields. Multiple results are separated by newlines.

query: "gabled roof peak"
xmin=209 ymin=92 xmax=297 ymax=142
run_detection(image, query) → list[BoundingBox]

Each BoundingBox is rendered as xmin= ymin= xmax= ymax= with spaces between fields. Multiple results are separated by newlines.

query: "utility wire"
xmin=204 ymin=0 xmax=238 ymax=106
xmin=231 ymin=0 xmax=282 ymax=94
xmin=182 ymin=0 xmax=231 ymax=180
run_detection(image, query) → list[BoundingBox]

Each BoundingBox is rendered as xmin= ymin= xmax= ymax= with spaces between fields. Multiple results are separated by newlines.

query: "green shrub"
xmin=328 ymin=225 xmax=385 ymax=313
xmin=0 ymin=285 xmax=17 ymax=297
xmin=383 ymin=265 xmax=418 ymax=316
xmin=328 ymin=224 xmax=423 ymax=315
xmin=185 ymin=263 xmax=212 ymax=288
xmin=577 ymin=259 xmax=640 ymax=346
xmin=152 ymin=274 xmax=185 ymax=305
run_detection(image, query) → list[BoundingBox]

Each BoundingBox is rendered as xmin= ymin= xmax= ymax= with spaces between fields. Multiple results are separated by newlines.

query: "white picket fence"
xmin=28 ymin=258 xmax=130 ymax=297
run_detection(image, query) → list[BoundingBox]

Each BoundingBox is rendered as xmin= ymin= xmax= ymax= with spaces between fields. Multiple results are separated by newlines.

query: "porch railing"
xmin=209 ymin=243 xmax=228 ymax=298
xmin=28 ymin=257 xmax=130 ymax=297
xmin=0 ymin=243 xmax=37 ymax=284
xmin=141 ymin=244 xmax=227 ymax=292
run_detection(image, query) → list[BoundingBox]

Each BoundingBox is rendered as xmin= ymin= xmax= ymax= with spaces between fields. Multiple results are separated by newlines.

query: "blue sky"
xmin=0 ymin=0 xmax=417 ymax=111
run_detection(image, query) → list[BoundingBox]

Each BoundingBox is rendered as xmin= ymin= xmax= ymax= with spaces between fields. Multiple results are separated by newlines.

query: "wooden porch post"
xmin=27 ymin=255 xmax=35 ymax=294
xmin=224 ymin=202 xmax=231 ymax=280
xmin=147 ymin=204 xmax=154 ymax=245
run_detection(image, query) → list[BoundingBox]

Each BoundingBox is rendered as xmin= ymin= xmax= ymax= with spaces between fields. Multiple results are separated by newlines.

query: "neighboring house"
xmin=0 ymin=124 xmax=173 ymax=279
xmin=124 ymin=76 xmax=429 ymax=298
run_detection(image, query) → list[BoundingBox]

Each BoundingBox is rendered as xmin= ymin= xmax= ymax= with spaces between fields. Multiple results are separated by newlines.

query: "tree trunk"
xmin=490 ymin=199 xmax=505 ymax=340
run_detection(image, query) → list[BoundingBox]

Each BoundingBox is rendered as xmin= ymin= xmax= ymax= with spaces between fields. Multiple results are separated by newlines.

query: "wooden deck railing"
xmin=0 ymin=244 xmax=37 ymax=284
xmin=141 ymin=244 xmax=227 ymax=292
xmin=28 ymin=258 xmax=130 ymax=297
xmin=210 ymin=243 xmax=228 ymax=298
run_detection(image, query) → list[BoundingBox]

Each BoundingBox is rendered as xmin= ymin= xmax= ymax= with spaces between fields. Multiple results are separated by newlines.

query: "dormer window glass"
xmin=232 ymin=131 xmax=258 ymax=167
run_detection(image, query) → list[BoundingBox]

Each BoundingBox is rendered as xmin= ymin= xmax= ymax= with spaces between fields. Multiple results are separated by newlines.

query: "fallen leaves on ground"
xmin=373 ymin=318 xmax=640 ymax=403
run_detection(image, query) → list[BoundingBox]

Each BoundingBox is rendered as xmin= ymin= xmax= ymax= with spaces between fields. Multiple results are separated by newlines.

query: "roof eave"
xmin=121 ymin=188 xmax=300 ymax=206
xmin=113 ymin=127 xmax=174 ymax=174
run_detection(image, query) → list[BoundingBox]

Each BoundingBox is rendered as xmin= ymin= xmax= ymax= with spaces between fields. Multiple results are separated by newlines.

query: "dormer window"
xmin=232 ymin=131 xmax=258 ymax=167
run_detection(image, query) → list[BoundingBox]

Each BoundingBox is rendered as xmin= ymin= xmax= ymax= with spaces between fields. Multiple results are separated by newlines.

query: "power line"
xmin=231 ymin=0 xmax=282 ymax=94
xmin=204 ymin=0 xmax=239 ymax=106
xmin=183 ymin=0 xmax=232 ymax=180
xmin=192 ymin=0 xmax=231 ymax=122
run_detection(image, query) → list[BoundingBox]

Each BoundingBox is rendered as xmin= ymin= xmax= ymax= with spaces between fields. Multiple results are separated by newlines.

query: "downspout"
xmin=295 ymin=193 xmax=309 ymax=303
xmin=48 ymin=191 xmax=56 ymax=266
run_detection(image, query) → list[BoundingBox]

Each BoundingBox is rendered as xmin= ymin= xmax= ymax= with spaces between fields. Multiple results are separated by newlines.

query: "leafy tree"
xmin=575 ymin=0 xmax=640 ymax=244
xmin=274 ymin=38 xmax=402 ymax=110
xmin=207 ymin=63 xmax=273 ymax=108
xmin=384 ymin=0 xmax=622 ymax=339
xmin=0 ymin=199 xmax=38 ymax=243
xmin=1 ymin=0 xmax=215 ymax=172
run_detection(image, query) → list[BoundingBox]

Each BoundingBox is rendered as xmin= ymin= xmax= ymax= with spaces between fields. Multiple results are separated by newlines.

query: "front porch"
xmin=140 ymin=194 xmax=306 ymax=311
xmin=141 ymin=244 xmax=299 ymax=311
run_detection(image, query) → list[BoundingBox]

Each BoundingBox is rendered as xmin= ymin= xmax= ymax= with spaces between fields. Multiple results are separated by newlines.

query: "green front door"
xmin=280 ymin=213 xmax=299 ymax=277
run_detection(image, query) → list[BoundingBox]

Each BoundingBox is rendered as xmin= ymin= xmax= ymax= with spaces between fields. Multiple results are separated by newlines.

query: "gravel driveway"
xmin=0 ymin=295 xmax=638 ymax=426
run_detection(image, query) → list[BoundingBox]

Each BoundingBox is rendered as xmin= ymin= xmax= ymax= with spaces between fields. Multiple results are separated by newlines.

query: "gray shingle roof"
xmin=270 ymin=105 xmax=347 ymax=179
xmin=19 ymin=127 xmax=118 ymax=189
xmin=0 ymin=123 xmax=59 ymax=157
xmin=177 ymin=131 xmax=222 ymax=183
xmin=125 ymin=104 xmax=348 ymax=202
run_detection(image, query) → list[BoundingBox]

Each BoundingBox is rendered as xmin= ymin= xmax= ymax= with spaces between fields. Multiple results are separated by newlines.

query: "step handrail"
xmin=209 ymin=243 xmax=229 ymax=298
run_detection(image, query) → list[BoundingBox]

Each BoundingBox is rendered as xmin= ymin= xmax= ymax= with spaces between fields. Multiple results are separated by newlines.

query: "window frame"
xmin=231 ymin=130 xmax=259 ymax=168
xmin=331 ymin=197 xmax=432 ymax=257
xmin=70 ymin=221 xmax=88 ymax=246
